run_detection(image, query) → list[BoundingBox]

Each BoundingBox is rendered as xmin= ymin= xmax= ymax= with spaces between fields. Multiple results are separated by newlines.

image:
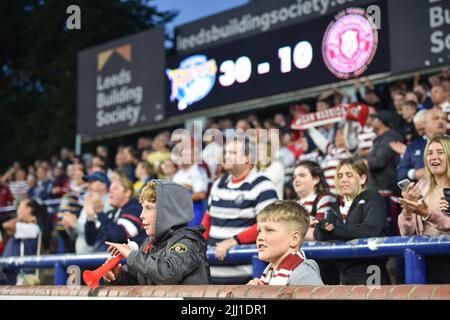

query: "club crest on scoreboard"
xmin=322 ymin=8 xmax=379 ymax=79
xmin=166 ymin=55 xmax=217 ymax=111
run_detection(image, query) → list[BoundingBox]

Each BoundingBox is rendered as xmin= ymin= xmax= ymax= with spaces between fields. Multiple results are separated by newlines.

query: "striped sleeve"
xmin=315 ymin=195 xmax=337 ymax=221
xmin=254 ymin=178 xmax=279 ymax=213
xmin=117 ymin=212 xmax=142 ymax=238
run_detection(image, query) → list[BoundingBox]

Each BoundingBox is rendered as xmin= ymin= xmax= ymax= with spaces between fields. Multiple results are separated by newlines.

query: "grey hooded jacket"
xmin=114 ymin=180 xmax=211 ymax=285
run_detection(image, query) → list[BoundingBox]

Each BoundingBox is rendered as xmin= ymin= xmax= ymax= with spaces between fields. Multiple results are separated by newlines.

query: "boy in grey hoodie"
xmin=248 ymin=200 xmax=323 ymax=286
xmin=103 ymin=180 xmax=211 ymax=285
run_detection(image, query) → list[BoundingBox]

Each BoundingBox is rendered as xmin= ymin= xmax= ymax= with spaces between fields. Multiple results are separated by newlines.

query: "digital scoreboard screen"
xmin=165 ymin=0 xmax=389 ymax=116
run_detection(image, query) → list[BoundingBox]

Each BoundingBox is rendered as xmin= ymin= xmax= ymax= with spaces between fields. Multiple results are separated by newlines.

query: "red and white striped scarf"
xmin=260 ymin=250 xmax=305 ymax=285
xmin=340 ymin=196 xmax=352 ymax=223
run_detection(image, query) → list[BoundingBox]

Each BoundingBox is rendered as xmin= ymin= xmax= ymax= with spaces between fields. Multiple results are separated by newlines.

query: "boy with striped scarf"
xmin=248 ymin=200 xmax=323 ymax=286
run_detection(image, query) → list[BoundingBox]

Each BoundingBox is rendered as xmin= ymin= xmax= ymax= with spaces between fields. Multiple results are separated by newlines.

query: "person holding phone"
xmin=399 ymin=135 xmax=450 ymax=234
xmin=399 ymin=135 xmax=450 ymax=283
xmin=314 ymin=158 xmax=391 ymax=285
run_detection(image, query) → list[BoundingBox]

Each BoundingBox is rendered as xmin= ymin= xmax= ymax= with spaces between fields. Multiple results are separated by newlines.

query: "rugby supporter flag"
xmin=291 ymin=103 xmax=369 ymax=130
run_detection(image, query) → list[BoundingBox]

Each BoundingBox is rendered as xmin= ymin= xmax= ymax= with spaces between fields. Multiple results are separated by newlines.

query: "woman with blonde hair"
xmin=314 ymin=158 xmax=390 ymax=285
xmin=399 ymin=135 xmax=450 ymax=283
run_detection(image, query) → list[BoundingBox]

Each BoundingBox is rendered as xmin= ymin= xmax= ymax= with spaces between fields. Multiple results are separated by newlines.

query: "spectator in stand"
xmin=91 ymin=155 xmax=112 ymax=177
xmin=247 ymin=201 xmax=323 ymax=286
xmin=414 ymin=82 xmax=433 ymax=110
xmin=366 ymin=111 xmax=403 ymax=235
xmin=293 ymin=161 xmax=336 ymax=241
xmin=257 ymin=142 xmax=285 ymax=200
xmin=202 ymin=130 xmax=224 ymax=181
xmin=398 ymin=135 xmax=450 ymax=283
xmin=235 ymin=118 xmax=251 ymax=132
xmin=96 ymin=145 xmax=109 ymax=163
xmin=102 ymin=180 xmax=211 ymax=286
xmin=75 ymin=166 xmax=88 ymax=193
xmin=304 ymin=121 xmax=356 ymax=194
xmin=137 ymin=137 xmax=152 ymax=156
xmin=51 ymin=165 xmax=70 ymax=198
xmin=288 ymin=131 xmax=309 ymax=161
xmin=220 ymin=118 xmax=235 ymax=141
xmin=315 ymin=99 xmax=336 ymax=142
xmin=319 ymin=88 xmax=352 ymax=106
xmin=2 ymin=198 xmax=52 ymax=284
xmin=399 ymin=100 xmax=419 ymax=144
xmin=120 ymin=146 xmax=139 ymax=183
xmin=26 ymin=174 xmax=37 ymax=199
xmin=413 ymin=108 xmax=427 ymax=137
xmin=354 ymin=78 xmax=382 ymax=110
xmin=405 ymin=91 xmax=419 ymax=105
xmin=314 ymin=158 xmax=391 ymax=285
xmin=288 ymin=103 xmax=311 ymax=157
xmin=366 ymin=111 xmax=403 ymax=193
xmin=391 ymin=109 xmax=427 ymax=160
xmin=173 ymin=143 xmax=209 ymax=226
xmin=357 ymin=105 xmax=377 ymax=158
xmin=59 ymin=148 xmax=72 ymax=170
xmin=85 ymin=175 xmax=146 ymax=252
xmin=263 ymin=118 xmax=275 ymax=130
xmin=61 ymin=172 xmax=112 ymax=254
xmin=0 ymin=180 xmax=13 ymax=207
xmin=67 ymin=164 xmax=88 ymax=195
xmin=28 ymin=165 xmax=53 ymax=201
xmin=292 ymin=161 xmax=338 ymax=284
xmin=396 ymin=108 xmax=447 ymax=183
xmin=133 ymin=161 xmax=156 ymax=196
xmin=431 ymin=84 xmax=450 ymax=134
xmin=273 ymin=113 xmax=290 ymax=135
xmin=160 ymin=159 xmax=177 ymax=181
xmin=275 ymin=131 xmax=295 ymax=175
xmin=8 ymin=169 xmax=29 ymax=204
xmin=146 ymin=134 xmax=172 ymax=178
xmin=202 ymin=136 xmax=278 ymax=284
xmin=109 ymin=169 xmax=129 ymax=185
xmin=56 ymin=192 xmax=83 ymax=253
xmin=390 ymin=91 xmax=408 ymax=130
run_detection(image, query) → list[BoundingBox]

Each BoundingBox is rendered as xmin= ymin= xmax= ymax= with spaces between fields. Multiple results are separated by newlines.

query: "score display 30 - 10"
xmin=166 ymin=1 xmax=389 ymax=115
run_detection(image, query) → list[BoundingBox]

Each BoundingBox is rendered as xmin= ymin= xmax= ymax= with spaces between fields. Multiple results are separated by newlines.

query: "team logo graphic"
xmin=322 ymin=8 xmax=378 ymax=79
xmin=170 ymin=243 xmax=188 ymax=253
xmin=97 ymin=44 xmax=131 ymax=71
xmin=234 ymin=194 xmax=245 ymax=205
xmin=166 ymin=55 xmax=217 ymax=111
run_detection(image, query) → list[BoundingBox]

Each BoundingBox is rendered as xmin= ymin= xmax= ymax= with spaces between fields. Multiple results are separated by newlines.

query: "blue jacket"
xmin=29 ymin=179 xmax=53 ymax=201
xmin=85 ymin=198 xmax=146 ymax=252
xmin=2 ymin=237 xmax=38 ymax=284
xmin=396 ymin=137 xmax=427 ymax=182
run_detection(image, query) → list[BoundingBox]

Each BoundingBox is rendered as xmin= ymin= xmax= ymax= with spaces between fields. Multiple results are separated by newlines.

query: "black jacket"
xmin=314 ymin=189 xmax=388 ymax=241
xmin=113 ymin=180 xmax=211 ymax=285
xmin=366 ymin=129 xmax=403 ymax=192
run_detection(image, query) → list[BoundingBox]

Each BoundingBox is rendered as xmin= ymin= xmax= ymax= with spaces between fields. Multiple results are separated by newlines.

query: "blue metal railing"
xmin=1 ymin=235 xmax=449 ymax=285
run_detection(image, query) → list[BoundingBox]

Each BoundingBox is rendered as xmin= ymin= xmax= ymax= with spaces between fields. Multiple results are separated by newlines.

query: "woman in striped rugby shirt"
xmin=293 ymin=160 xmax=339 ymax=284
xmin=293 ymin=160 xmax=336 ymax=241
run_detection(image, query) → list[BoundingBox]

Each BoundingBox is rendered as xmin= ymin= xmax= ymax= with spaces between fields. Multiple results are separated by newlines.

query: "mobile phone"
xmin=443 ymin=188 xmax=450 ymax=215
xmin=397 ymin=179 xmax=411 ymax=192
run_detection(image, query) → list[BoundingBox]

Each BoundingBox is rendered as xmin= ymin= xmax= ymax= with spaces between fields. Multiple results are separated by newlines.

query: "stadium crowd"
xmin=1 ymin=67 xmax=450 ymax=285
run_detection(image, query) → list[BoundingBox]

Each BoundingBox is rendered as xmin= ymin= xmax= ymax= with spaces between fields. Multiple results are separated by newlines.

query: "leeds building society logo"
xmin=166 ymin=55 xmax=217 ymax=111
xmin=97 ymin=44 xmax=132 ymax=71
xmin=322 ymin=8 xmax=378 ymax=79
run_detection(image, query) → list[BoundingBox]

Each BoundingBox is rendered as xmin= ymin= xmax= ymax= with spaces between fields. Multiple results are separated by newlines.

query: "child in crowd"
xmin=248 ymin=200 xmax=323 ymax=286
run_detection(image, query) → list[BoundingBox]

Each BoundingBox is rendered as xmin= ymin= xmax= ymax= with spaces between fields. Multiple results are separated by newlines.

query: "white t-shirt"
xmin=173 ymin=165 xmax=209 ymax=193
xmin=202 ymin=142 xmax=223 ymax=180
xmin=259 ymin=161 xmax=285 ymax=200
